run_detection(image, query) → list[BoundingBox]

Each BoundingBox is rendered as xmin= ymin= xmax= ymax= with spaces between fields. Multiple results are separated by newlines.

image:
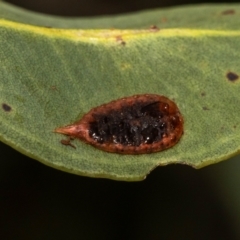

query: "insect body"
xmin=54 ymin=94 xmax=184 ymax=154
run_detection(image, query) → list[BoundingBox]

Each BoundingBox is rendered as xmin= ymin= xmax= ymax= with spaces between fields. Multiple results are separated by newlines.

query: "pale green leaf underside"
xmin=1 ymin=2 xmax=240 ymax=181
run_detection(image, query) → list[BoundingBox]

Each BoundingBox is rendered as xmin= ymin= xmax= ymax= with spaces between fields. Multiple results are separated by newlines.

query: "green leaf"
xmin=1 ymin=2 xmax=240 ymax=181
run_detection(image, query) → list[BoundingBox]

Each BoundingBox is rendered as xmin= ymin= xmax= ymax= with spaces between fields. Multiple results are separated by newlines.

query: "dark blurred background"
xmin=4 ymin=0 xmax=240 ymax=16
xmin=1 ymin=141 xmax=240 ymax=240
xmin=2 ymin=0 xmax=240 ymax=239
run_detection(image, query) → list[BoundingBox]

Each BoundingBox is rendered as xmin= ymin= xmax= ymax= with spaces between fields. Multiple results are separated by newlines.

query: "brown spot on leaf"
xmin=50 ymin=85 xmax=59 ymax=92
xmin=54 ymin=94 xmax=184 ymax=155
xmin=2 ymin=103 xmax=11 ymax=112
xmin=60 ymin=138 xmax=76 ymax=149
xmin=226 ymin=72 xmax=239 ymax=82
xmin=222 ymin=9 xmax=235 ymax=15
xmin=202 ymin=107 xmax=210 ymax=111
xmin=149 ymin=25 xmax=159 ymax=32
xmin=116 ymin=36 xmax=126 ymax=46
xmin=161 ymin=17 xmax=167 ymax=23
xmin=201 ymin=92 xmax=206 ymax=97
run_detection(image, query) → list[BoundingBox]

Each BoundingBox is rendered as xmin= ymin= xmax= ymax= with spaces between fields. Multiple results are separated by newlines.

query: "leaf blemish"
xmin=202 ymin=106 xmax=210 ymax=111
xmin=50 ymin=85 xmax=58 ymax=91
xmin=60 ymin=138 xmax=76 ymax=149
xmin=116 ymin=36 xmax=126 ymax=46
xmin=201 ymin=92 xmax=206 ymax=97
xmin=222 ymin=9 xmax=235 ymax=15
xmin=161 ymin=17 xmax=167 ymax=23
xmin=54 ymin=94 xmax=184 ymax=154
xmin=226 ymin=71 xmax=239 ymax=82
xmin=149 ymin=25 xmax=159 ymax=32
xmin=2 ymin=103 xmax=12 ymax=112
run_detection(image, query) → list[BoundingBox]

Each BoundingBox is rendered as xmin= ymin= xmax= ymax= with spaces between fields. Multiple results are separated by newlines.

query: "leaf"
xmin=1 ymin=2 xmax=240 ymax=181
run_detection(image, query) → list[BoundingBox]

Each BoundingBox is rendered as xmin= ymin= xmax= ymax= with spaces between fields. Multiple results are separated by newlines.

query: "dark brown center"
xmin=89 ymin=101 xmax=170 ymax=146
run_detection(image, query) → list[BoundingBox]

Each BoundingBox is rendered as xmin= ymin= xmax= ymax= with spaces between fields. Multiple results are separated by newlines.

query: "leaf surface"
xmin=1 ymin=2 xmax=240 ymax=180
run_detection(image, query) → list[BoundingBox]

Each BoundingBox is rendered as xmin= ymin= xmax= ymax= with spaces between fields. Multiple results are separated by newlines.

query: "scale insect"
xmin=54 ymin=94 xmax=184 ymax=154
